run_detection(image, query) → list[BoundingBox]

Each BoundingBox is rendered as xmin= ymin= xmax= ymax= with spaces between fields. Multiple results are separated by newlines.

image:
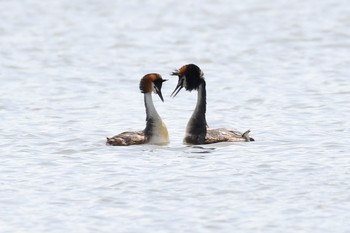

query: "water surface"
xmin=1 ymin=0 xmax=350 ymax=232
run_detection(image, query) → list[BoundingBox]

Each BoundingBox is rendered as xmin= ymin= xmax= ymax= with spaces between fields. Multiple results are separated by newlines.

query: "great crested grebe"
xmin=106 ymin=73 xmax=169 ymax=146
xmin=171 ymin=64 xmax=254 ymax=145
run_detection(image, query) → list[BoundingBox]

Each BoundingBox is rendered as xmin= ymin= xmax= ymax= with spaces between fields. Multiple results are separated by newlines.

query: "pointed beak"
xmin=155 ymin=79 xmax=167 ymax=102
xmin=155 ymin=87 xmax=164 ymax=102
xmin=171 ymin=79 xmax=184 ymax=97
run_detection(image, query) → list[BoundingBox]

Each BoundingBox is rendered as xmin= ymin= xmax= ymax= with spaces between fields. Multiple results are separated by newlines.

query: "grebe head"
xmin=140 ymin=73 xmax=167 ymax=102
xmin=170 ymin=64 xmax=204 ymax=97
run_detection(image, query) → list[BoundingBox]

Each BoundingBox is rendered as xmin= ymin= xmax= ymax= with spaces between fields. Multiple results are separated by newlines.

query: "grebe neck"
xmin=144 ymin=93 xmax=169 ymax=144
xmin=144 ymin=93 xmax=160 ymax=121
xmin=185 ymin=79 xmax=207 ymax=144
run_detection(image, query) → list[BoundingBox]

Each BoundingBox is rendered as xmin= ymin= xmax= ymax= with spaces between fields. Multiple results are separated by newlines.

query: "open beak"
xmin=171 ymin=78 xmax=184 ymax=97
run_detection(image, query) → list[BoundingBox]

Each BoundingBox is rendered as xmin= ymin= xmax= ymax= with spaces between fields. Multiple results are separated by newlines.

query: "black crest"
xmin=184 ymin=64 xmax=204 ymax=91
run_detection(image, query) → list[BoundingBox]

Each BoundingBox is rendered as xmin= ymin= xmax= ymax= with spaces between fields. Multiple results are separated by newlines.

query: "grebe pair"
xmin=106 ymin=64 xmax=254 ymax=146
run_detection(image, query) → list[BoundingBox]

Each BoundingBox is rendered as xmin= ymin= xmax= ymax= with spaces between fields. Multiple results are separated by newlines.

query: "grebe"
xmin=171 ymin=64 xmax=254 ymax=145
xmin=106 ymin=73 xmax=169 ymax=146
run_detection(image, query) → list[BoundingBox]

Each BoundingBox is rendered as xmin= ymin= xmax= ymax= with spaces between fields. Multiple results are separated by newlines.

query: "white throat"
xmin=144 ymin=93 xmax=169 ymax=145
xmin=145 ymin=93 xmax=160 ymax=120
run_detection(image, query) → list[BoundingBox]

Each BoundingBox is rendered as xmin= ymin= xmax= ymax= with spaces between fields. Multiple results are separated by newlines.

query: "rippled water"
xmin=1 ymin=0 xmax=350 ymax=232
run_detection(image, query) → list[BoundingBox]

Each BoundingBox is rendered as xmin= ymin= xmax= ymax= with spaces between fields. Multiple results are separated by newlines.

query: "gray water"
xmin=1 ymin=0 xmax=350 ymax=232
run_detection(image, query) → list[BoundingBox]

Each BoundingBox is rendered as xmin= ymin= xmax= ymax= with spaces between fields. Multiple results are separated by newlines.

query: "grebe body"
xmin=171 ymin=64 xmax=254 ymax=145
xmin=107 ymin=73 xmax=169 ymax=146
